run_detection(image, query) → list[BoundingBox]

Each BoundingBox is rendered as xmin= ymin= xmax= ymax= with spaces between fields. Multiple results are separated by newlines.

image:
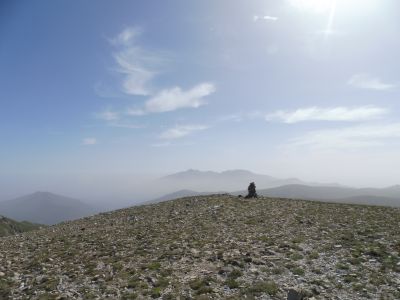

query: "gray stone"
xmin=287 ymin=288 xmax=305 ymax=300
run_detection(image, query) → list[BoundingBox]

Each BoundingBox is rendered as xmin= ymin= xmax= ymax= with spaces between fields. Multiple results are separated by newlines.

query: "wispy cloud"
xmin=95 ymin=109 xmax=120 ymax=121
xmin=348 ymin=73 xmax=397 ymax=91
xmin=108 ymin=122 xmax=145 ymax=129
xmin=266 ymin=106 xmax=388 ymax=124
xmin=110 ymin=27 xmax=142 ymax=46
xmin=95 ymin=109 xmax=144 ymax=129
xmin=288 ymin=123 xmax=400 ymax=150
xmin=103 ymin=27 xmax=215 ymax=115
xmin=82 ymin=138 xmax=97 ymax=145
xmin=145 ymin=83 xmax=216 ymax=113
xmin=159 ymin=125 xmax=209 ymax=140
xmin=217 ymin=114 xmax=244 ymax=123
xmin=126 ymin=108 xmax=146 ymax=116
xmin=217 ymin=111 xmax=264 ymax=123
xmin=253 ymin=15 xmax=278 ymax=22
xmin=95 ymin=26 xmax=216 ymax=138
xmin=111 ymin=27 xmax=164 ymax=96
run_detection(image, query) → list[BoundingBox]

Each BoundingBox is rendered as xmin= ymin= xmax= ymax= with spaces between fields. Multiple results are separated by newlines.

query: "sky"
xmin=1 ymin=0 xmax=400 ymax=200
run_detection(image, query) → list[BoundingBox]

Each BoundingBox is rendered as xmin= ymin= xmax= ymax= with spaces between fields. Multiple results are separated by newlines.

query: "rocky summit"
xmin=0 ymin=195 xmax=399 ymax=299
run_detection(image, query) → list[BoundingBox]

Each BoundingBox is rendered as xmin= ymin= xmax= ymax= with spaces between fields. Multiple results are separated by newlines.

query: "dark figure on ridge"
xmin=245 ymin=182 xmax=258 ymax=199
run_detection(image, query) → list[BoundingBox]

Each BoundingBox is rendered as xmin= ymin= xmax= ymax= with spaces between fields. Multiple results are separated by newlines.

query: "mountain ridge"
xmin=157 ymin=169 xmax=342 ymax=195
xmin=0 ymin=191 xmax=97 ymax=225
xmin=255 ymin=184 xmax=400 ymax=207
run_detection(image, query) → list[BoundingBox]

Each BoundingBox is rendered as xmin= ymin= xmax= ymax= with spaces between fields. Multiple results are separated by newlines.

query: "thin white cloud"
xmin=264 ymin=15 xmax=279 ymax=21
xmin=159 ymin=125 xmax=209 ymax=140
xmin=217 ymin=111 xmax=264 ymax=123
xmin=82 ymin=138 xmax=97 ymax=145
xmin=289 ymin=123 xmax=400 ymax=150
xmin=266 ymin=106 xmax=388 ymax=124
xmin=126 ymin=108 xmax=146 ymax=116
xmin=111 ymin=27 xmax=164 ymax=96
xmin=217 ymin=114 xmax=244 ymax=123
xmin=253 ymin=15 xmax=278 ymax=22
xmin=108 ymin=122 xmax=144 ymax=129
xmin=348 ymin=73 xmax=397 ymax=91
xmin=145 ymin=83 xmax=216 ymax=113
xmin=110 ymin=27 xmax=142 ymax=46
xmin=96 ymin=26 xmax=216 ymax=135
xmin=96 ymin=109 xmax=120 ymax=121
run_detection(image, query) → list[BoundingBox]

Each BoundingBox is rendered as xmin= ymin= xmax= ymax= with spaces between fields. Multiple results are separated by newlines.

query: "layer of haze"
xmin=1 ymin=0 xmax=400 ymax=204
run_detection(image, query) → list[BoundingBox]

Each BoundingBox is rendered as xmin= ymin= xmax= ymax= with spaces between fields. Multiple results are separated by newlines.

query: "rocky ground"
xmin=0 ymin=195 xmax=399 ymax=299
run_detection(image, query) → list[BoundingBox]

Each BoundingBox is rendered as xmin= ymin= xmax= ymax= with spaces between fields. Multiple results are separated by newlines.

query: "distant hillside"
xmin=0 ymin=215 xmax=43 ymax=237
xmin=157 ymin=169 xmax=315 ymax=193
xmin=148 ymin=189 xmax=202 ymax=203
xmin=148 ymin=189 xmax=224 ymax=204
xmin=0 ymin=192 xmax=97 ymax=225
xmin=0 ymin=195 xmax=399 ymax=299
xmin=254 ymin=184 xmax=400 ymax=207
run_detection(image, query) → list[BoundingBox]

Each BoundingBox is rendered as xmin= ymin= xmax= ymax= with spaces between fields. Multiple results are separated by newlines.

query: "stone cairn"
xmin=244 ymin=182 xmax=258 ymax=199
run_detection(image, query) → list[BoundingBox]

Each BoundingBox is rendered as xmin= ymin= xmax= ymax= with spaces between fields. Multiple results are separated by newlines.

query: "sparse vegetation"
xmin=0 ymin=194 xmax=399 ymax=299
xmin=0 ymin=215 xmax=44 ymax=237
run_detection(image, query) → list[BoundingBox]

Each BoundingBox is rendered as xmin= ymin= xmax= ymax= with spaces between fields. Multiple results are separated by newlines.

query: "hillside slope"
xmin=248 ymin=184 xmax=400 ymax=207
xmin=0 ymin=216 xmax=43 ymax=237
xmin=0 ymin=191 xmax=97 ymax=225
xmin=0 ymin=195 xmax=399 ymax=299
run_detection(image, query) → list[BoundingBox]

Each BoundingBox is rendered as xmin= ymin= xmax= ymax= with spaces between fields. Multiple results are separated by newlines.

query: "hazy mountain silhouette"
xmin=157 ymin=169 xmax=312 ymax=193
xmin=0 ymin=192 xmax=97 ymax=225
xmin=255 ymin=184 xmax=400 ymax=207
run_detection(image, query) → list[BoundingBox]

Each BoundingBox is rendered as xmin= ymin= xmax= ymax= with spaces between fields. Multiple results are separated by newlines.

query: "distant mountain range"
xmin=0 ymin=192 xmax=97 ymax=225
xmin=0 ymin=215 xmax=44 ymax=237
xmin=150 ymin=170 xmax=400 ymax=207
xmin=230 ymin=184 xmax=399 ymax=207
xmin=156 ymin=169 xmax=339 ymax=194
xmin=150 ymin=185 xmax=400 ymax=207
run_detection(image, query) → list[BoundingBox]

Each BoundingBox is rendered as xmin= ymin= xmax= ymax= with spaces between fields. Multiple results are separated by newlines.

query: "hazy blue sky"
xmin=1 ymin=0 xmax=400 ymax=199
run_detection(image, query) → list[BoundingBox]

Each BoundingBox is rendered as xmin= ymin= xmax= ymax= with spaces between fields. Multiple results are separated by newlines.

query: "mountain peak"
xmin=0 ymin=192 xmax=96 ymax=225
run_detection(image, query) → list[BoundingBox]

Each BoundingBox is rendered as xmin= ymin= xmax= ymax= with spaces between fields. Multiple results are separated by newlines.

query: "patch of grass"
xmin=336 ymin=263 xmax=350 ymax=270
xmin=228 ymin=269 xmax=243 ymax=279
xmin=154 ymin=277 xmax=169 ymax=289
xmin=343 ymin=274 xmax=357 ymax=283
xmin=272 ymin=267 xmax=284 ymax=274
xmin=126 ymin=276 xmax=140 ymax=289
xmin=151 ymin=287 xmax=161 ymax=298
xmin=189 ymin=276 xmax=214 ymax=294
xmin=291 ymin=267 xmax=305 ymax=276
xmin=290 ymin=252 xmax=304 ymax=261
xmin=225 ymin=278 xmax=239 ymax=289
xmin=246 ymin=280 xmax=278 ymax=296
xmin=308 ymin=251 xmax=319 ymax=259
xmin=147 ymin=262 xmax=161 ymax=271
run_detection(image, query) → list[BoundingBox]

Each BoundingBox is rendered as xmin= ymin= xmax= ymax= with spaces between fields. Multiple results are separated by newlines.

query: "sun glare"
xmin=289 ymin=0 xmax=336 ymax=13
xmin=289 ymin=0 xmax=379 ymax=14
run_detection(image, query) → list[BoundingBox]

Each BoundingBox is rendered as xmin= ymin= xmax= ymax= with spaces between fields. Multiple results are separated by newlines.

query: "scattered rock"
xmin=288 ymin=288 xmax=305 ymax=300
xmin=0 ymin=194 xmax=398 ymax=299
